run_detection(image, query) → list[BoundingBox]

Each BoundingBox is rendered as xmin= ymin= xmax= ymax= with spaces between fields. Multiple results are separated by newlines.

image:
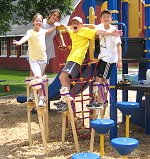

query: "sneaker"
xmin=56 ymin=101 xmax=68 ymax=112
xmin=38 ymin=97 xmax=46 ymax=107
xmin=53 ymin=100 xmax=64 ymax=106
xmin=86 ymin=101 xmax=102 ymax=109
xmin=28 ymin=93 xmax=34 ymax=102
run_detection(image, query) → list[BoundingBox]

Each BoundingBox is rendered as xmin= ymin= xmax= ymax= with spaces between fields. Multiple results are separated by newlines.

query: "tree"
xmin=0 ymin=0 xmax=73 ymax=35
xmin=13 ymin=0 xmax=73 ymax=25
xmin=0 ymin=0 xmax=14 ymax=35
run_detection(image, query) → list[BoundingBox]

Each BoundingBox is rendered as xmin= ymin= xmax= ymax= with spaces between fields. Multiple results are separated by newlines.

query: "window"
xmin=21 ymin=42 xmax=28 ymax=57
xmin=9 ymin=37 xmax=17 ymax=57
xmin=0 ymin=39 xmax=7 ymax=57
xmin=10 ymin=44 xmax=17 ymax=57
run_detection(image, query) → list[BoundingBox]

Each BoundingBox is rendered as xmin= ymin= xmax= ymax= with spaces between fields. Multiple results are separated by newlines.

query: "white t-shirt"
xmin=96 ymin=24 xmax=122 ymax=63
xmin=42 ymin=19 xmax=57 ymax=60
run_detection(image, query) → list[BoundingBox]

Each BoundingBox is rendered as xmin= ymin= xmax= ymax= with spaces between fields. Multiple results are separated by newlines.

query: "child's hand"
xmin=117 ymin=59 xmax=122 ymax=70
xmin=12 ymin=40 xmax=20 ymax=46
xmin=59 ymin=44 xmax=67 ymax=50
xmin=54 ymin=22 xmax=60 ymax=27
xmin=112 ymin=29 xmax=123 ymax=36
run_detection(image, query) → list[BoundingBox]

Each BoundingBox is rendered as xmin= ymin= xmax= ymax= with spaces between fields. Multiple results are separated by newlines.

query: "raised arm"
xmin=83 ymin=24 xmax=95 ymax=29
xmin=46 ymin=22 xmax=61 ymax=34
xmin=96 ymin=29 xmax=123 ymax=36
xmin=84 ymin=24 xmax=123 ymax=36
xmin=60 ymin=24 xmax=70 ymax=32
xmin=13 ymin=34 xmax=30 ymax=46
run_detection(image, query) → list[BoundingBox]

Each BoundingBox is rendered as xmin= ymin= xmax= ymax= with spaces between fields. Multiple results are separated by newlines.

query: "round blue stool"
xmin=72 ymin=152 xmax=100 ymax=159
xmin=90 ymin=119 xmax=115 ymax=157
xmin=116 ymin=102 xmax=140 ymax=137
xmin=16 ymin=95 xmax=27 ymax=103
xmin=111 ymin=137 xmax=139 ymax=159
xmin=117 ymin=102 xmax=140 ymax=115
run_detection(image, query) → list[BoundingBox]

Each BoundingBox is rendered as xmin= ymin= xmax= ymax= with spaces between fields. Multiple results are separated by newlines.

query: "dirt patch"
xmin=0 ymin=92 xmax=150 ymax=159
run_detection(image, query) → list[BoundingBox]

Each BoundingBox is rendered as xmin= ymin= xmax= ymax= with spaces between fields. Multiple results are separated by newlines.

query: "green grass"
xmin=0 ymin=69 xmax=56 ymax=96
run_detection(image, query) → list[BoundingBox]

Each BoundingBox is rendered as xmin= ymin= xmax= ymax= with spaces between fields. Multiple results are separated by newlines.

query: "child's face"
xmin=47 ymin=12 xmax=60 ymax=24
xmin=100 ymin=13 xmax=112 ymax=25
xmin=71 ymin=20 xmax=82 ymax=32
xmin=33 ymin=16 xmax=43 ymax=29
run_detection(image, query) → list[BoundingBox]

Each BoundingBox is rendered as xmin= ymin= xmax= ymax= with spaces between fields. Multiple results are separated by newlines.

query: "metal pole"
xmin=108 ymin=0 xmax=119 ymax=139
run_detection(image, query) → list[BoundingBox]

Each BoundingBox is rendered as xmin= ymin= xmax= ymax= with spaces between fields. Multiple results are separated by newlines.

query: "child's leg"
xmin=95 ymin=76 xmax=103 ymax=104
xmin=38 ymin=61 xmax=47 ymax=106
xmin=30 ymin=60 xmax=47 ymax=106
xmin=102 ymin=78 xmax=109 ymax=103
xmin=59 ymin=71 xmax=71 ymax=91
xmin=53 ymin=72 xmax=70 ymax=110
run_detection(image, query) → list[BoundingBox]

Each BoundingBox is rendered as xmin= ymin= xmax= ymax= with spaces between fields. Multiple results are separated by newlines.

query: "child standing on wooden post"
xmin=13 ymin=13 xmax=60 ymax=107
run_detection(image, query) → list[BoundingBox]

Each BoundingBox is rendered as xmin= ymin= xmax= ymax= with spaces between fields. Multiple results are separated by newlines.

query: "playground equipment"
xmin=15 ymin=2 xmax=150 ymax=158
xmin=111 ymin=137 xmax=139 ymax=159
xmin=90 ymin=119 xmax=115 ymax=157
xmin=95 ymin=0 xmax=150 ymax=139
xmin=72 ymin=152 xmax=100 ymax=159
xmin=116 ymin=102 xmax=140 ymax=137
xmin=111 ymin=101 xmax=140 ymax=158
xmin=25 ymin=76 xmax=49 ymax=153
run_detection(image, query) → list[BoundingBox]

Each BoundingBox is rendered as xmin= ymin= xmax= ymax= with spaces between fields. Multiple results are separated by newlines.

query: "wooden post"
xmin=26 ymin=76 xmax=49 ymax=154
xmin=61 ymin=96 xmax=80 ymax=152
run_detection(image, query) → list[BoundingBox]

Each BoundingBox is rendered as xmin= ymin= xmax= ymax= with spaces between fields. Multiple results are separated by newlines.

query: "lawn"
xmin=0 ymin=69 xmax=56 ymax=96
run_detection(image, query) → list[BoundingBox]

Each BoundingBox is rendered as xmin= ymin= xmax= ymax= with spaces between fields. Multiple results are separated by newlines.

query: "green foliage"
xmin=0 ymin=0 xmax=14 ymax=34
xmin=13 ymin=0 xmax=73 ymax=25
xmin=0 ymin=0 xmax=73 ymax=35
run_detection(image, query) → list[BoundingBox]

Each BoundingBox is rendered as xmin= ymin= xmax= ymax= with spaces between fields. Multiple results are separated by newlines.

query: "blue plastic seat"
xmin=117 ymin=102 xmax=140 ymax=115
xmin=72 ymin=152 xmax=100 ymax=159
xmin=90 ymin=119 xmax=115 ymax=157
xmin=90 ymin=119 xmax=115 ymax=134
xmin=16 ymin=95 xmax=27 ymax=103
xmin=111 ymin=137 xmax=139 ymax=156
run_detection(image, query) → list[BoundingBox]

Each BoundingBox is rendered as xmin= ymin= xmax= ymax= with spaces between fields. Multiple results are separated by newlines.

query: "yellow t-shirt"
xmin=67 ymin=27 xmax=96 ymax=65
xmin=27 ymin=29 xmax=47 ymax=61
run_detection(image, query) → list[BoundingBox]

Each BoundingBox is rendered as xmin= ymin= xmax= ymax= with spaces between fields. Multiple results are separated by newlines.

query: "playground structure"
xmin=16 ymin=0 xmax=150 ymax=157
xmin=41 ymin=0 xmax=150 ymax=137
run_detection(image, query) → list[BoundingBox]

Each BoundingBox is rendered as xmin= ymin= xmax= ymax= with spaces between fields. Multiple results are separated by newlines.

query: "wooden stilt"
xmin=61 ymin=97 xmax=80 ymax=152
xmin=90 ymin=128 xmax=95 ymax=152
xmin=89 ymin=109 xmax=98 ymax=152
xmin=26 ymin=76 xmax=48 ymax=153
xmin=26 ymin=81 xmax=35 ymax=146
xmin=62 ymin=112 xmax=67 ymax=149
xmin=43 ymin=80 xmax=49 ymax=140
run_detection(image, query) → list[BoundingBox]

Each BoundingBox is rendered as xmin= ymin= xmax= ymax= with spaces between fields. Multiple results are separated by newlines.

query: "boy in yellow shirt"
xmin=54 ymin=16 xmax=122 ymax=112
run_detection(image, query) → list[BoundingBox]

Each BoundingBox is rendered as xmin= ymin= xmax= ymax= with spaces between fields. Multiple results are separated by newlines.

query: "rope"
xmin=26 ymin=78 xmax=48 ymax=97
xmin=31 ymin=82 xmax=46 ymax=97
xmin=94 ymin=82 xmax=113 ymax=103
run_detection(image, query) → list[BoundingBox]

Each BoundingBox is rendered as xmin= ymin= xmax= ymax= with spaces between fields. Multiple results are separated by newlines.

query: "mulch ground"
xmin=0 ymin=92 xmax=150 ymax=159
